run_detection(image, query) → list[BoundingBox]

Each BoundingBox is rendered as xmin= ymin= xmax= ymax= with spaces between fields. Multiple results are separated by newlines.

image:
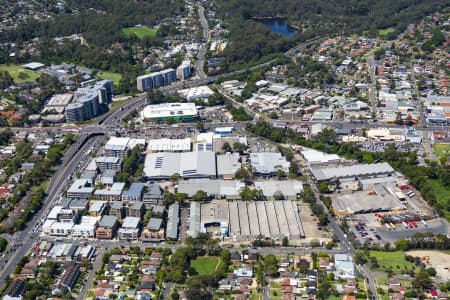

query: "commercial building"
xmin=96 ymin=215 xmax=119 ymax=239
xmin=166 ymin=203 xmax=179 ymax=240
xmin=144 ymin=151 xmax=216 ymax=179
xmin=118 ymin=217 xmax=140 ymax=240
xmin=66 ymin=179 xmax=94 ymax=199
xmin=136 ymin=68 xmax=176 ymax=91
xmin=188 ymin=201 xmax=305 ymax=242
xmin=177 ymin=179 xmax=244 ymax=200
xmin=178 ymin=86 xmax=214 ymax=101
xmin=141 ymin=218 xmax=165 ymax=242
xmin=250 ymin=152 xmax=290 ymax=176
xmin=72 ymin=216 xmax=100 ymax=238
xmin=332 ymin=184 xmax=406 ymax=216
xmin=128 ymin=201 xmax=145 ymax=218
xmin=300 ymin=149 xmax=340 ymax=166
xmin=94 ymin=182 xmax=126 ymax=201
xmin=310 ymin=162 xmax=395 ymax=182
xmin=176 ymin=60 xmax=192 ymax=81
xmin=95 ymin=156 xmax=122 ymax=172
xmin=89 ymin=201 xmax=106 ymax=217
xmin=141 ymin=102 xmax=198 ymax=122
xmin=366 ymin=128 xmax=405 ymax=141
xmin=42 ymin=93 xmax=73 ymax=114
xmin=146 ymin=138 xmax=192 ymax=152
xmin=122 ymin=183 xmax=145 ymax=202
xmin=104 ymin=137 xmax=130 ymax=158
xmin=217 ymin=153 xmax=241 ymax=180
xmin=254 ymin=180 xmax=303 ymax=200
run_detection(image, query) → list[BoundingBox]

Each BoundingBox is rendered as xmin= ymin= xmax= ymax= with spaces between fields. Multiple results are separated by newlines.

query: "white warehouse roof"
xmin=144 ymin=152 xmax=216 ymax=179
xmin=301 ymin=149 xmax=340 ymax=165
xmin=310 ymin=162 xmax=395 ymax=181
xmin=147 ymin=138 xmax=192 ymax=152
xmin=141 ymin=102 xmax=197 ymax=119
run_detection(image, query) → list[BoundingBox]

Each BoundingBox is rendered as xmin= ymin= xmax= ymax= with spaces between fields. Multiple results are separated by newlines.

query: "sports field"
xmin=123 ymin=26 xmax=157 ymax=40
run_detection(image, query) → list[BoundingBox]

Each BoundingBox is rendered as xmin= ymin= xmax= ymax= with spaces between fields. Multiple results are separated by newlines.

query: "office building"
xmin=141 ymin=102 xmax=198 ymax=122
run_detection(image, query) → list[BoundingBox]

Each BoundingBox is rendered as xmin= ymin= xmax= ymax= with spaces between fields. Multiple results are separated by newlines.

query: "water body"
xmin=259 ymin=18 xmax=299 ymax=38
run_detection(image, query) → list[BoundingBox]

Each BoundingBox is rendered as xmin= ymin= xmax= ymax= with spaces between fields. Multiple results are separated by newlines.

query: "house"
xmin=387 ymin=277 xmax=401 ymax=286
xmin=233 ymin=267 xmax=253 ymax=278
xmin=4 ymin=279 xmax=24 ymax=298
xmin=138 ymin=281 xmax=156 ymax=292
xmin=95 ymin=215 xmax=119 ymax=239
xmin=56 ymin=262 xmax=80 ymax=293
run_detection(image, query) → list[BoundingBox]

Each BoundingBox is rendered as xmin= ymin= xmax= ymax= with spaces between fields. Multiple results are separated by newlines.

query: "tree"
xmin=395 ymin=239 xmax=408 ymax=251
xmin=318 ymin=182 xmax=330 ymax=194
xmin=269 ymin=111 xmax=278 ymax=119
xmin=234 ymin=167 xmax=252 ymax=183
xmin=273 ymin=190 xmax=285 ymax=200
xmin=426 ymin=267 xmax=437 ymax=277
xmin=170 ymin=173 xmax=181 ymax=182
xmin=192 ymin=190 xmax=209 ymax=202
xmin=412 ymin=269 xmax=433 ymax=291
xmin=232 ymin=142 xmax=247 ymax=153
xmin=196 ymin=121 xmax=205 ymax=132
xmin=221 ymin=142 xmax=232 ymax=153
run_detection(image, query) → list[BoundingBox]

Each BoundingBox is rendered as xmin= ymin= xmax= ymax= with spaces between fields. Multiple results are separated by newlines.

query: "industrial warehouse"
xmin=188 ymin=201 xmax=306 ymax=242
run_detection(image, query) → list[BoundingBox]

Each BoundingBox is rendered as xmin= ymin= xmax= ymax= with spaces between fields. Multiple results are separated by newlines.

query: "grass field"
xmin=378 ymin=28 xmax=395 ymax=37
xmin=433 ymin=144 xmax=450 ymax=158
xmin=190 ymin=257 xmax=219 ymax=276
xmin=370 ymin=251 xmax=415 ymax=270
xmin=0 ymin=64 xmax=39 ymax=83
xmin=96 ymin=71 xmax=122 ymax=86
xmin=123 ymin=26 xmax=157 ymax=40
xmin=427 ymin=179 xmax=450 ymax=221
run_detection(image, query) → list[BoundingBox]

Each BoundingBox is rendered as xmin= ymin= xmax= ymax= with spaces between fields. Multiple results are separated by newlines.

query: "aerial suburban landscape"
xmin=0 ymin=0 xmax=449 ymax=299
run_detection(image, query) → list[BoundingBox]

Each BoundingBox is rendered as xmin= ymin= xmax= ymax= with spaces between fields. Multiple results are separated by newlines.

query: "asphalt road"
xmin=195 ymin=4 xmax=209 ymax=79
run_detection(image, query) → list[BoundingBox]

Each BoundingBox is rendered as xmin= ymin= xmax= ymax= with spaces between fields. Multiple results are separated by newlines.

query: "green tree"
xmin=192 ymin=190 xmax=209 ymax=202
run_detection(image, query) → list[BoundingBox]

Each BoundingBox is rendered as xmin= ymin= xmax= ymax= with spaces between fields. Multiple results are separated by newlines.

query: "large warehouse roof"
xmin=250 ymin=152 xmax=290 ymax=175
xmin=254 ymin=180 xmax=303 ymax=198
xmin=177 ymin=179 xmax=245 ymax=197
xmin=301 ymin=149 xmax=340 ymax=165
xmin=147 ymin=138 xmax=191 ymax=152
xmin=310 ymin=162 xmax=395 ymax=181
xmin=144 ymin=152 xmax=216 ymax=179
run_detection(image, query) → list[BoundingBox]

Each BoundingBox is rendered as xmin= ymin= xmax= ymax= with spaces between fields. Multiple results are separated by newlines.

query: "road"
xmin=77 ymin=247 xmax=105 ymax=300
xmin=195 ymin=4 xmax=209 ymax=79
xmin=296 ymin=152 xmax=379 ymax=299
xmin=0 ymin=135 xmax=101 ymax=286
xmin=367 ymin=55 xmax=377 ymax=116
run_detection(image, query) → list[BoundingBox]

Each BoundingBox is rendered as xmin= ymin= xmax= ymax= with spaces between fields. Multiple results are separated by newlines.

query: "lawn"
xmin=190 ymin=257 xmax=219 ymax=276
xmin=0 ymin=64 xmax=39 ymax=83
xmin=123 ymin=26 xmax=157 ymax=40
xmin=96 ymin=71 xmax=122 ymax=86
xmin=378 ymin=28 xmax=395 ymax=37
xmin=433 ymin=144 xmax=450 ymax=158
xmin=370 ymin=251 xmax=415 ymax=270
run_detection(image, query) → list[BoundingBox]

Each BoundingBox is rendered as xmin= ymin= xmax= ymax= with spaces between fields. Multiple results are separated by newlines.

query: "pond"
xmin=259 ymin=18 xmax=299 ymax=38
